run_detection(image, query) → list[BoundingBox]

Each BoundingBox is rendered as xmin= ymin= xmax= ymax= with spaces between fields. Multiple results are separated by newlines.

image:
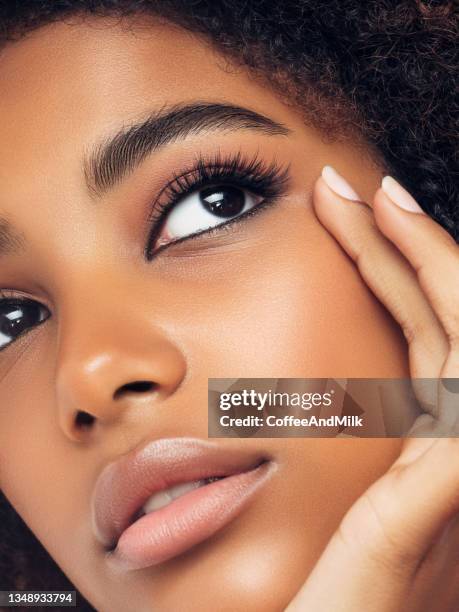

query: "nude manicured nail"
xmin=381 ymin=176 xmax=424 ymax=213
xmin=321 ymin=165 xmax=361 ymax=201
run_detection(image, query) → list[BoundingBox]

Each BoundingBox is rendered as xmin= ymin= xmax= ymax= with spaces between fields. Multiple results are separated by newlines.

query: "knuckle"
xmin=401 ymin=320 xmax=419 ymax=345
xmin=445 ymin=346 xmax=459 ymax=369
xmin=447 ymin=323 xmax=459 ymax=348
xmin=399 ymin=316 xmax=428 ymax=346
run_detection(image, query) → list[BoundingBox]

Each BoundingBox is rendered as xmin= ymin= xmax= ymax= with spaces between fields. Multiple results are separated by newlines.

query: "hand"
xmin=285 ymin=168 xmax=459 ymax=612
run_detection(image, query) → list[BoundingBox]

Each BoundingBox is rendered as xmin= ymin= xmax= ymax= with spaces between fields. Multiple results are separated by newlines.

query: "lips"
xmin=91 ymin=437 xmax=273 ymax=570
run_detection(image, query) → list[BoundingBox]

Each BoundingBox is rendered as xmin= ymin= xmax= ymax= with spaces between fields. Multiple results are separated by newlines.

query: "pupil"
xmin=0 ymin=304 xmax=39 ymax=338
xmin=200 ymin=186 xmax=245 ymax=218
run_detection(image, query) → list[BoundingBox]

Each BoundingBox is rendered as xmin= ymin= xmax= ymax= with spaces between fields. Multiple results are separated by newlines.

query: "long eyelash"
xmin=162 ymin=151 xmax=289 ymax=206
xmin=146 ymin=151 xmax=290 ymax=259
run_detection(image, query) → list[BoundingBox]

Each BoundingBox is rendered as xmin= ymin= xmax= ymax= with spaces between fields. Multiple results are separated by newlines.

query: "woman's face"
xmin=0 ymin=18 xmax=408 ymax=611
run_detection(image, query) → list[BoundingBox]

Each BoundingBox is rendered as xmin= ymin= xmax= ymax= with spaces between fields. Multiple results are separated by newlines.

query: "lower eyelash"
xmin=152 ymin=195 xmax=278 ymax=257
xmin=146 ymin=151 xmax=291 ymax=258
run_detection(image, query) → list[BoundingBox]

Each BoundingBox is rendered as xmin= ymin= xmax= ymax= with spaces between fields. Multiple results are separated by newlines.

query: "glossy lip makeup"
xmin=91 ymin=437 xmax=275 ymax=570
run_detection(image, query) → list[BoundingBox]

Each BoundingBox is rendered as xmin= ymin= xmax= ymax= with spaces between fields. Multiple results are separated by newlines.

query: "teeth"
xmin=141 ymin=477 xmax=225 ymax=515
xmin=143 ymin=490 xmax=172 ymax=513
xmin=204 ymin=476 xmax=221 ymax=484
xmin=168 ymin=480 xmax=203 ymax=500
xmin=142 ymin=480 xmax=205 ymax=514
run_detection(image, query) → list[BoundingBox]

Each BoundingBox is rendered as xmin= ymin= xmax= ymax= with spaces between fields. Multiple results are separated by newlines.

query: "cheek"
xmin=179 ymin=207 xmax=409 ymax=378
xmin=0 ymin=353 xmax=93 ymax=576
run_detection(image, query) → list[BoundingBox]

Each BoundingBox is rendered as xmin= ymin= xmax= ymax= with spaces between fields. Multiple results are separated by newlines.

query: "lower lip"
xmin=106 ymin=461 xmax=273 ymax=571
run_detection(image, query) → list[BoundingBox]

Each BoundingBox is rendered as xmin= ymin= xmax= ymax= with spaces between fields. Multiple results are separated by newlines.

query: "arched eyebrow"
xmin=84 ymin=102 xmax=290 ymax=197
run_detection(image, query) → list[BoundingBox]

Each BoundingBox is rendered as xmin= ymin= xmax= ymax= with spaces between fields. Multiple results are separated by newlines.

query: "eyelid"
xmin=144 ymin=151 xmax=291 ymax=259
xmin=152 ymin=152 xmax=290 ymax=213
xmin=150 ymin=195 xmax=278 ymax=259
xmin=0 ymin=289 xmax=52 ymax=311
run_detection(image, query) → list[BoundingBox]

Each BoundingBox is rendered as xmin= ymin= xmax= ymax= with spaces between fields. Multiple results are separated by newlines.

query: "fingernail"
xmin=321 ymin=166 xmax=362 ymax=201
xmin=381 ymin=176 xmax=424 ymax=214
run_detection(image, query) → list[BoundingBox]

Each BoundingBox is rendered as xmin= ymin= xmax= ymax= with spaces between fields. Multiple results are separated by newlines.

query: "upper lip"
xmin=91 ymin=437 xmax=268 ymax=550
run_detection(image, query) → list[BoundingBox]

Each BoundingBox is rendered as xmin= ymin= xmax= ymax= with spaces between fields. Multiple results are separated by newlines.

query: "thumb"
xmin=285 ymin=433 xmax=459 ymax=612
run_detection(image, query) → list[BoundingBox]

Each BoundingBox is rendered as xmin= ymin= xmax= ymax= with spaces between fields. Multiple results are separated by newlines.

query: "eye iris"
xmin=0 ymin=303 xmax=41 ymax=339
xmin=200 ymin=186 xmax=245 ymax=218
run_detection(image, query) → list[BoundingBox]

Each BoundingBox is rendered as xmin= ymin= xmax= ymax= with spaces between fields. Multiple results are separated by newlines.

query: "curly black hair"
xmin=0 ymin=0 xmax=457 ymax=606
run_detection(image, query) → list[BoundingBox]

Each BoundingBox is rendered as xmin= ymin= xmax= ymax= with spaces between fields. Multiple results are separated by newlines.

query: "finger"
xmin=438 ymin=375 xmax=459 ymax=432
xmin=406 ymin=512 xmax=459 ymax=612
xmin=373 ymin=176 xmax=459 ymax=347
xmin=286 ymin=437 xmax=459 ymax=612
xmin=313 ymin=169 xmax=448 ymax=413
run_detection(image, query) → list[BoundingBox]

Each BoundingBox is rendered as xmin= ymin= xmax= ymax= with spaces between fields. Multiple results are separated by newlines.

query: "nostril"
xmin=75 ymin=410 xmax=96 ymax=428
xmin=114 ymin=380 xmax=157 ymax=399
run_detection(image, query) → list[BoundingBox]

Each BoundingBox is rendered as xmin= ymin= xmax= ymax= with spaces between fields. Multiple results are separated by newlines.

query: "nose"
xmin=55 ymin=307 xmax=186 ymax=441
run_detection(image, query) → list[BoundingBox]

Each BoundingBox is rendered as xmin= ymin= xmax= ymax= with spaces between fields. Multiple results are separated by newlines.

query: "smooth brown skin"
xmin=287 ymin=177 xmax=459 ymax=611
xmin=0 ymin=18 xmax=415 ymax=612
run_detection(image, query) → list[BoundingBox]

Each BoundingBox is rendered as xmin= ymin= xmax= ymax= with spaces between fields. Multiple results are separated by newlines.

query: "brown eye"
xmin=200 ymin=185 xmax=246 ymax=218
xmin=158 ymin=185 xmax=260 ymax=247
xmin=0 ymin=301 xmax=50 ymax=350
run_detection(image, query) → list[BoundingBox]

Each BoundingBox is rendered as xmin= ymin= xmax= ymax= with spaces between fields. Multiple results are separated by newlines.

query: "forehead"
xmin=0 ymin=17 xmax=247 ymax=119
xmin=0 ymin=18 xmax=295 ymax=194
